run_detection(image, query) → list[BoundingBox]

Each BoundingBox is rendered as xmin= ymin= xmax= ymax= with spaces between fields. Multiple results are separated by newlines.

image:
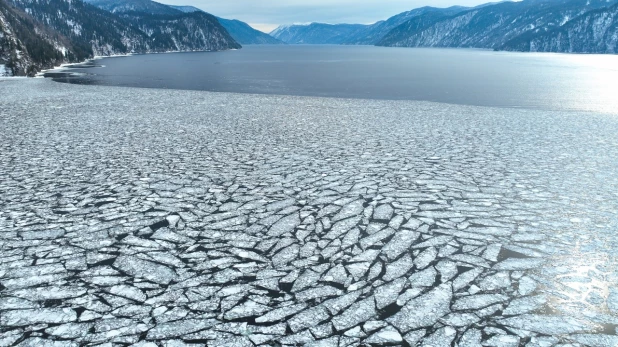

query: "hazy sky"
xmin=157 ymin=0 xmax=496 ymax=33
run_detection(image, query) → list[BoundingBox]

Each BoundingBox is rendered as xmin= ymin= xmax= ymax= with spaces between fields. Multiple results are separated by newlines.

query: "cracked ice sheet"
xmin=387 ymin=283 xmax=453 ymax=332
xmin=1 ymin=79 xmax=618 ymax=346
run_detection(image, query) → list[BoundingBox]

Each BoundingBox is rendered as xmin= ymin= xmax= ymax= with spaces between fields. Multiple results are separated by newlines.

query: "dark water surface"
xmin=46 ymin=45 xmax=618 ymax=113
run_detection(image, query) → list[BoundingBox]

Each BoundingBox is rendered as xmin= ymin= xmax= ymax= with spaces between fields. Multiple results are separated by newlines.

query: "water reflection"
xmin=43 ymin=46 xmax=618 ymax=114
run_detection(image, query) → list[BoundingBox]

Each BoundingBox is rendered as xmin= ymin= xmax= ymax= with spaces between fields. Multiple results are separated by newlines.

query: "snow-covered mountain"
xmin=269 ymin=6 xmax=470 ymax=45
xmin=215 ymin=17 xmax=283 ymax=45
xmin=270 ymin=0 xmax=618 ymax=53
xmin=86 ymin=0 xmax=178 ymax=15
xmin=377 ymin=0 xmax=618 ymax=50
xmin=168 ymin=5 xmax=200 ymax=13
xmin=1 ymin=0 xmax=65 ymax=76
xmin=118 ymin=11 xmax=241 ymax=53
xmin=501 ymin=2 xmax=618 ymax=53
xmin=0 ymin=0 xmax=240 ymax=76
xmin=170 ymin=5 xmax=283 ymax=44
xmin=87 ymin=0 xmax=283 ymax=45
xmin=344 ymin=6 xmax=470 ymax=45
xmin=170 ymin=4 xmax=283 ymax=45
xmin=270 ymin=23 xmax=368 ymax=44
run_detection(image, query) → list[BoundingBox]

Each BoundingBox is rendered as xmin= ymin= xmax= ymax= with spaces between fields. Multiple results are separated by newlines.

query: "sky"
xmin=157 ymin=0 xmax=497 ymax=33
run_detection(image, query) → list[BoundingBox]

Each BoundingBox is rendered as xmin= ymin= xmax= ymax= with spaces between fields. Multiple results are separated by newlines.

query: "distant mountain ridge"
xmin=168 ymin=5 xmax=200 ymax=13
xmin=86 ymin=0 xmax=178 ymax=15
xmin=270 ymin=23 xmax=368 ymax=44
xmin=376 ymin=0 xmax=618 ymax=49
xmin=215 ymin=17 xmax=283 ymax=45
xmin=271 ymin=0 xmax=618 ymax=54
xmin=344 ymin=6 xmax=469 ymax=45
xmin=86 ymin=0 xmax=283 ymax=45
xmin=270 ymin=6 xmax=470 ymax=45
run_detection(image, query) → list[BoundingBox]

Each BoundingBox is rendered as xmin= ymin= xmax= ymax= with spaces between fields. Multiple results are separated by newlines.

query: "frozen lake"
xmin=1 ymin=79 xmax=617 ymax=345
xmin=45 ymin=45 xmax=618 ymax=114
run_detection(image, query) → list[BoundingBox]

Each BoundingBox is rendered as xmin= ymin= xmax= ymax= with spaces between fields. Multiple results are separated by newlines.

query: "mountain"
xmin=269 ymin=0 xmax=618 ymax=52
xmin=78 ymin=0 xmax=241 ymax=53
xmin=88 ymin=0 xmax=283 ymax=45
xmin=215 ymin=17 xmax=283 ymax=45
xmin=500 ymin=2 xmax=618 ymax=53
xmin=0 ymin=0 xmax=239 ymax=76
xmin=86 ymin=0 xmax=178 ymax=15
xmin=170 ymin=4 xmax=284 ymax=45
xmin=270 ymin=23 xmax=368 ymax=44
xmin=0 ymin=0 xmax=68 ymax=76
xmin=168 ymin=5 xmax=201 ymax=13
xmin=11 ymin=0 xmax=240 ymax=55
xmin=344 ymin=6 xmax=469 ymax=45
xmin=377 ymin=0 xmax=618 ymax=49
xmin=8 ymin=0 xmax=151 ymax=58
xmin=112 ymin=11 xmax=241 ymax=53
xmin=269 ymin=6 xmax=470 ymax=45
xmin=171 ymin=6 xmax=285 ymax=45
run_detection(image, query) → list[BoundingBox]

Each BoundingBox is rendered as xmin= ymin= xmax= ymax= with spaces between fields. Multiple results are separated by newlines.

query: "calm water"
xmin=46 ymin=45 xmax=618 ymax=113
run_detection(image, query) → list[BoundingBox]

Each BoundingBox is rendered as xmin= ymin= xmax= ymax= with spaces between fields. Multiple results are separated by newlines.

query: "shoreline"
xmin=29 ymin=45 xmax=618 ymax=79
xmin=35 ymin=48 xmax=240 ymax=78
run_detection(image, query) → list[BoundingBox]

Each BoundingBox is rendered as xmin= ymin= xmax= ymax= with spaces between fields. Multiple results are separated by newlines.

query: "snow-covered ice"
xmin=387 ymin=283 xmax=453 ymax=332
xmin=0 ymin=78 xmax=617 ymax=345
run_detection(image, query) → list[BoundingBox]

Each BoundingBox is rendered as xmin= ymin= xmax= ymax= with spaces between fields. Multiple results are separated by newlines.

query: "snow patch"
xmin=0 ymin=64 xmax=11 ymax=77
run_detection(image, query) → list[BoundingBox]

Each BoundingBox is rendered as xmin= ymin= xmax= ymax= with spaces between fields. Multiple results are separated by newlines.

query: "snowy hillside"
xmin=377 ymin=0 xmax=618 ymax=50
xmin=89 ymin=0 xmax=283 ymax=45
xmin=501 ymin=2 xmax=618 ymax=53
xmin=0 ymin=0 xmax=240 ymax=76
xmin=270 ymin=23 xmax=367 ymax=44
xmin=0 ymin=0 xmax=68 ymax=76
xmin=270 ymin=0 xmax=618 ymax=53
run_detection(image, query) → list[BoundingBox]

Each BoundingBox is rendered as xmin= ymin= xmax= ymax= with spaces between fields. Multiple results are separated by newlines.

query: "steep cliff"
xmin=0 ymin=0 xmax=70 ymax=76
